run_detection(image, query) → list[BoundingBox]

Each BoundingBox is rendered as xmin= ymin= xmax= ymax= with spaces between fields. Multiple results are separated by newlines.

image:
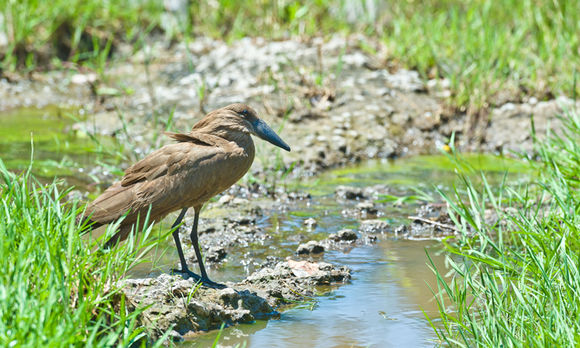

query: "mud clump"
xmin=121 ymin=260 xmax=350 ymax=342
xmin=296 ymin=240 xmax=325 ymax=255
xmin=359 ymin=219 xmax=390 ymax=234
xmin=335 ymin=185 xmax=367 ymax=200
xmin=328 ymin=229 xmax=358 ymax=242
xmin=393 ymin=203 xmax=458 ymax=239
xmin=342 ymin=201 xmax=380 ymax=219
xmin=335 ymin=185 xmax=390 ymax=201
xmin=242 ymin=260 xmax=350 ymax=308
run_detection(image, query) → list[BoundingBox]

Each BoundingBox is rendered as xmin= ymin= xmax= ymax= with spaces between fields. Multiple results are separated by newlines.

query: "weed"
xmin=426 ymin=109 xmax=580 ymax=345
xmin=0 ymin=158 xmax=166 ymax=346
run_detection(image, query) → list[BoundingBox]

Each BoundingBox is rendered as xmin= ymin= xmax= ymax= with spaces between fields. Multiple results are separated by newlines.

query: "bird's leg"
xmin=170 ymin=208 xmax=202 ymax=281
xmin=190 ymin=207 xmax=226 ymax=289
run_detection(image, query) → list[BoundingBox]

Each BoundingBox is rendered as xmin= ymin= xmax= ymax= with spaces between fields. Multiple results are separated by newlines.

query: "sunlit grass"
xmin=0 ymin=159 xmax=165 ymax=346
xmin=426 ymin=109 xmax=580 ymax=345
xmin=1 ymin=0 xmax=578 ymax=111
xmin=382 ymin=0 xmax=580 ymax=109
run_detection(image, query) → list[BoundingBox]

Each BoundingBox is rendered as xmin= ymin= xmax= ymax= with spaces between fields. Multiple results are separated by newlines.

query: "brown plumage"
xmin=81 ymin=104 xmax=290 ymax=288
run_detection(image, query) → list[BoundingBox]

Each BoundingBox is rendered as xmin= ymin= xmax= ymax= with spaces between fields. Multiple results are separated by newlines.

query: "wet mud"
xmin=1 ymin=36 xmax=577 ymax=181
xmin=122 ymin=260 xmax=349 ymax=342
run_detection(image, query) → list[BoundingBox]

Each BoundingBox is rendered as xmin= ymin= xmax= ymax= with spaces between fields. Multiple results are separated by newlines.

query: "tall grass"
xmin=1 ymin=0 xmax=578 ymax=110
xmin=427 ymin=109 xmax=580 ymax=345
xmin=382 ymin=0 xmax=580 ymax=110
xmin=0 ymin=159 xmax=163 ymax=346
xmin=0 ymin=0 xmax=163 ymax=70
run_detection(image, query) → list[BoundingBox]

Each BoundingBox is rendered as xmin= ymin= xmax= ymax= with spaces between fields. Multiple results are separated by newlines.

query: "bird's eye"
xmin=240 ymin=109 xmax=249 ymax=117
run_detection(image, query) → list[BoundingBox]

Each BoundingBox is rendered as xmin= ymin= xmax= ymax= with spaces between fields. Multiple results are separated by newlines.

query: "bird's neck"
xmin=193 ymin=117 xmax=255 ymax=158
xmin=201 ymin=127 xmax=255 ymax=159
xmin=227 ymin=130 xmax=255 ymax=158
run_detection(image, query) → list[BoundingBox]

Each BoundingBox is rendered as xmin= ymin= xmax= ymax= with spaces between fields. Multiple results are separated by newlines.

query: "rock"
xmin=303 ymin=217 xmax=317 ymax=229
xmin=296 ymin=241 xmax=325 ymax=255
xmin=359 ymin=219 xmax=389 ymax=234
xmin=205 ymin=246 xmax=227 ymax=263
xmin=121 ymin=260 xmax=350 ymax=342
xmin=335 ymin=185 xmax=366 ymax=200
xmin=485 ymin=97 xmax=577 ymax=153
xmin=328 ymin=229 xmax=358 ymax=242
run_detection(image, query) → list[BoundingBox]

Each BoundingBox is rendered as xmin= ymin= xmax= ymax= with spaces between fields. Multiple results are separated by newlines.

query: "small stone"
xmin=206 ymin=246 xmax=227 ymax=263
xmin=217 ymin=194 xmax=233 ymax=205
xmin=168 ymin=330 xmax=184 ymax=342
xmin=296 ymin=241 xmax=325 ymax=255
xmin=329 ymin=229 xmax=358 ymax=242
xmin=304 ymin=217 xmax=317 ymax=229
xmin=71 ymin=73 xmax=97 ymax=85
xmin=359 ymin=219 xmax=389 ymax=234
xmin=356 ymin=201 xmax=378 ymax=215
xmin=335 ymin=185 xmax=366 ymax=200
xmin=365 ymin=235 xmax=378 ymax=243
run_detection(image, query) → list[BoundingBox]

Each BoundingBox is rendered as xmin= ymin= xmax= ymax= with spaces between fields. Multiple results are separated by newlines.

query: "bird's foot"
xmin=199 ymin=277 xmax=227 ymax=289
xmin=171 ymin=269 xmax=227 ymax=289
xmin=171 ymin=268 xmax=201 ymax=280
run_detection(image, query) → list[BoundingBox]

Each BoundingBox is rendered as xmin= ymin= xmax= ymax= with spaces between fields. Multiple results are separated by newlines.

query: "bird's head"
xmin=198 ymin=103 xmax=291 ymax=152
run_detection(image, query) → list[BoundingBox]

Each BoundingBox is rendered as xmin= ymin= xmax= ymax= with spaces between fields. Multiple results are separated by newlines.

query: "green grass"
xmin=382 ymin=0 xmax=580 ymax=110
xmin=0 ymin=160 xmax=165 ymax=346
xmin=426 ymin=109 xmax=580 ymax=345
xmin=1 ymin=0 xmax=578 ymax=110
xmin=0 ymin=0 xmax=163 ymax=71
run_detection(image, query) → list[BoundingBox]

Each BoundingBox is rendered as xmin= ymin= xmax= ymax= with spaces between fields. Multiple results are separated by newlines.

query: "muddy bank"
xmin=121 ymin=178 xmax=462 ymax=342
xmin=2 ymin=36 xmax=577 ymax=180
xmin=122 ymin=260 xmax=350 ymax=342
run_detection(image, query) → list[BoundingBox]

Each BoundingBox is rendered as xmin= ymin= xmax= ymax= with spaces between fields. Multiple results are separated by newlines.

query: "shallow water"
xmin=148 ymin=157 xmax=523 ymax=347
xmin=188 ymin=240 xmax=445 ymax=347
xmin=1 ymin=106 xmax=529 ymax=347
xmin=0 ymin=106 xmax=123 ymax=191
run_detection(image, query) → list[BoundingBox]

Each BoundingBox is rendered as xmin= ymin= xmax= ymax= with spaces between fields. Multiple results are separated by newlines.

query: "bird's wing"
xmin=86 ymin=141 xmax=229 ymax=225
xmin=121 ymin=132 xmax=227 ymax=187
xmin=164 ymin=131 xmax=213 ymax=145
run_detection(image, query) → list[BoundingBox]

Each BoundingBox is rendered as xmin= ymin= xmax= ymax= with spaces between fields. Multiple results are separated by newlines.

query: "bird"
xmin=80 ymin=103 xmax=291 ymax=288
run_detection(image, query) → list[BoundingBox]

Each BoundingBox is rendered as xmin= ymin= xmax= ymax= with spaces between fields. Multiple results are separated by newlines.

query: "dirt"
xmin=2 ymin=36 xmax=577 ymax=180
xmin=121 ymin=260 xmax=350 ymax=343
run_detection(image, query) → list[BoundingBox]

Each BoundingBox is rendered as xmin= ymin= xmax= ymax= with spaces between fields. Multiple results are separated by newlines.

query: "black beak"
xmin=253 ymin=119 xmax=291 ymax=151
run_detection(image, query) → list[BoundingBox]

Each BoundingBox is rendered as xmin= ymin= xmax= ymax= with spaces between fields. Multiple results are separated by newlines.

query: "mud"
xmin=121 ymin=260 xmax=350 ymax=342
xmin=2 ymin=36 xmax=577 ymax=181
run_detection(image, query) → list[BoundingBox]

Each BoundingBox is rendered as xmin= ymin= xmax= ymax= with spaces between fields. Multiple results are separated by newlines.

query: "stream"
xmin=1 ymin=106 xmax=529 ymax=347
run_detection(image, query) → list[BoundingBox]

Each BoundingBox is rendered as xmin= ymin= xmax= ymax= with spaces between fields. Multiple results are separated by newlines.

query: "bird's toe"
xmin=171 ymin=268 xmax=202 ymax=281
xmin=200 ymin=277 xmax=227 ymax=289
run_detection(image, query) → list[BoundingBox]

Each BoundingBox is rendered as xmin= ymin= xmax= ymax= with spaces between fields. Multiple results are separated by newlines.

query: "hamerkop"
xmin=81 ymin=104 xmax=290 ymax=288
